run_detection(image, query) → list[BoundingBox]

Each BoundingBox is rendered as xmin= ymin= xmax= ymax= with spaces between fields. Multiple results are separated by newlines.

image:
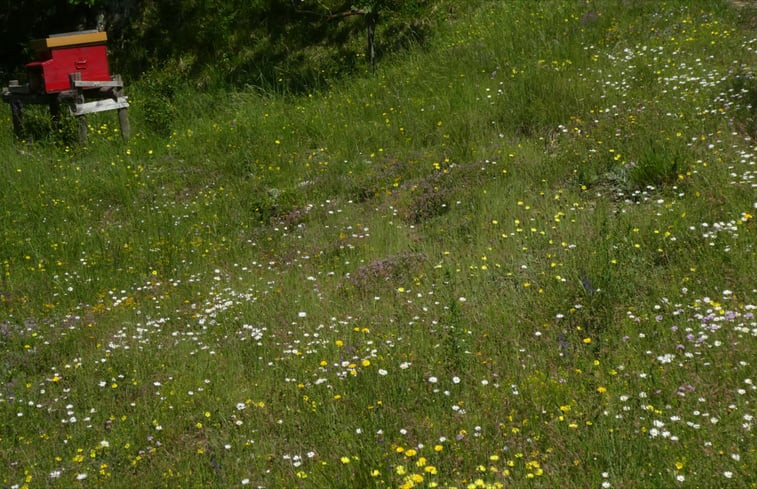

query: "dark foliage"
xmin=1 ymin=0 xmax=436 ymax=91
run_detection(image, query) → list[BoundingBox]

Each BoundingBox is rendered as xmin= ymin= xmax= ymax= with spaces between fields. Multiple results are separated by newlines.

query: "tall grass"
xmin=1 ymin=1 xmax=755 ymax=488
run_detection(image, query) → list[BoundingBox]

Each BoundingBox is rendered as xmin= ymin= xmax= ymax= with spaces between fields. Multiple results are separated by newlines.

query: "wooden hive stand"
xmin=2 ymin=30 xmax=130 ymax=142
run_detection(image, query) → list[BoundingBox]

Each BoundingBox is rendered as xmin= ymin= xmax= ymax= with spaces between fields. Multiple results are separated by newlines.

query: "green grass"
xmin=1 ymin=1 xmax=755 ymax=488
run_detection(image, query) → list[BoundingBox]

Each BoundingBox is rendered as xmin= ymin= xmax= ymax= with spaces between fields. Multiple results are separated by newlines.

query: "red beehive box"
xmin=26 ymin=31 xmax=111 ymax=94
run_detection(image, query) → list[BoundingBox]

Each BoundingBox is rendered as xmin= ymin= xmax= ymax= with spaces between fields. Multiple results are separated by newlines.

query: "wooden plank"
xmin=2 ymin=89 xmax=55 ymax=105
xmin=48 ymin=30 xmax=99 ymax=38
xmin=72 ymin=79 xmax=123 ymax=89
xmin=35 ymin=31 xmax=107 ymax=50
xmin=69 ymin=97 xmax=129 ymax=116
xmin=6 ymin=84 xmax=32 ymax=95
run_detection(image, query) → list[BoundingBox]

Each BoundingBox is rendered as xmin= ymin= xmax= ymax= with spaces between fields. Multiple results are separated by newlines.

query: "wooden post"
xmin=49 ymin=96 xmax=61 ymax=132
xmin=113 ymin=74 xmax=130 ymax=140
xmin=77 ymin=115 xmax=88 ymax=142
xmin=118 ymin=108 xmax=130 ymax=139
xmin=69 ymin=73 xmax=88 ymax=142
xmin=10 ymin=97 xmax=24 ymax=140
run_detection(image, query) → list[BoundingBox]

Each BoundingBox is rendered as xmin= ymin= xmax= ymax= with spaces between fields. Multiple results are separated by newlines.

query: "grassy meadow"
xmin=1 ymin=1 xmax=756 ymax=488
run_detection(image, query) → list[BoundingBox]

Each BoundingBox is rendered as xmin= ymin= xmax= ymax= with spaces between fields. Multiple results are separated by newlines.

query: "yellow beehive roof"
xmin=33 ymin=31 xmax=107 ymax=50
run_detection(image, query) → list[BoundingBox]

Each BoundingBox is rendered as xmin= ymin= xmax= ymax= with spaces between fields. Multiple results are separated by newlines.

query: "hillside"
xmin=1 ymin=1 xmax=755 ymax=488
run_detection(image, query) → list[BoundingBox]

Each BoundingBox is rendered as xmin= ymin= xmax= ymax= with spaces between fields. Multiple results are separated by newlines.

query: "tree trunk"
xmin=367 ymin=12 xmax=378 ymax=74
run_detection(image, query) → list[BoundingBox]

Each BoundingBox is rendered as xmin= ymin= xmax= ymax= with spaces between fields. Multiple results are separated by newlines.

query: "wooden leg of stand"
xmin=118 ymin=108 xmax=130 ymax=140
xmin=49 ymin=97 xmax=61 ymax=134
xmin=77 ymin=115 xmax=88 ymax=142
xmin=10 ymin=97 xmax=25 ymax=141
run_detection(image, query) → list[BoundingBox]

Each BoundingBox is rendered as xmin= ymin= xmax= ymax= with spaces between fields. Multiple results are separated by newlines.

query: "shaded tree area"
xmin=1 ymin=0 xmax=439 ymax=92
xmin=0 ymin=0 xmax=117 ymax=80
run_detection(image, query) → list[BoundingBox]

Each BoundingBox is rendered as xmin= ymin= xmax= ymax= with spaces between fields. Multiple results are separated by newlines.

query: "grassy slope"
xmin=1 ymin=1 xmax=755 ymax=488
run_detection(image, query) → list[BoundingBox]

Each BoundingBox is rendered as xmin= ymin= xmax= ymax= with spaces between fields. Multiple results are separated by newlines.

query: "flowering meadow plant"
xmin=1 ymin=1 xmax=754 ymax=488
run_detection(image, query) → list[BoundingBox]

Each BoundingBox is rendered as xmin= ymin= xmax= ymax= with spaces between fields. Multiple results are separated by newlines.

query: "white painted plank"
xmin=70 ymin=97 xmax=129 ymax=115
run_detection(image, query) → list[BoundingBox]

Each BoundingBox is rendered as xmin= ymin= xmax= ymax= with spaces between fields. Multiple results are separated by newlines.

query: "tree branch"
xmin=328 ymin=8 xmax=367 ymax=20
